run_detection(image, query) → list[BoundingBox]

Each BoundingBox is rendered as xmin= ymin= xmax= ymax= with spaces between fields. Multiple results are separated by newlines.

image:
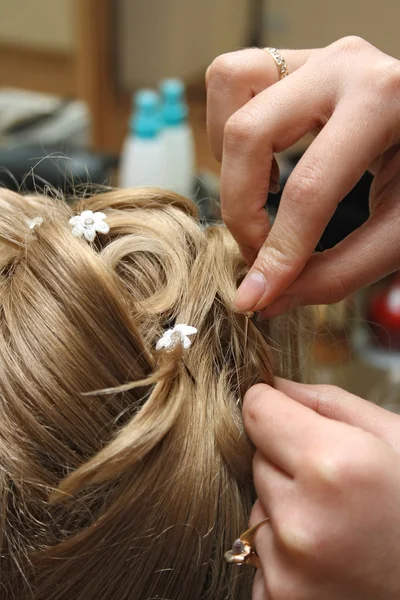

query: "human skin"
xmin=243 ymin=379 xmax=400 ymax=600
xmin=206 ymin=37 xmax=400 ymax=598
xmin=206 ymin=37 xmax=400 ymax=316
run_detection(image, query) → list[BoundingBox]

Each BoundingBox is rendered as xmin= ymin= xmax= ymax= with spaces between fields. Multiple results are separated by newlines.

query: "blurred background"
xmin=0 ymin=0 xmax=399 ymax=406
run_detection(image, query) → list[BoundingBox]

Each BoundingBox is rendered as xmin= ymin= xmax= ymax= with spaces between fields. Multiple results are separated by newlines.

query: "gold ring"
xmin=264 ymin=47 xmax=289 ymax=80
xmin=224 ymin=518 xmax=269 ymax=568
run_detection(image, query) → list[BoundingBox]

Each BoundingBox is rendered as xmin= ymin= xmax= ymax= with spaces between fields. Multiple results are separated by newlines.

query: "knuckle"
xmin=207 ymin=53 xmax=244 ymax=89
xmin=285 ymin=162 xmax=324 ymax=210
xmin=307 ymin=450 xmax=349 ymax=487
xmin=350 ymin=57 xmax=400 ymax=148
xmin=275 ymin=519 xmax=321 ymax=564
xmin=303 ymin=434 xmax=377 ymax=489
xmin=223 ymin=110 xmax=260 ymax=151
xmin=365 ymin=59 xmax=400 ymax=100
xmin=333 ymin=35 xmax=372 ymax=55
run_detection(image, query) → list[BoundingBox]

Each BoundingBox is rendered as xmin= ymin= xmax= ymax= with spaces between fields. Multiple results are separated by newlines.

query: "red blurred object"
xmin=368 ymin=273 xmax=400 ymax=350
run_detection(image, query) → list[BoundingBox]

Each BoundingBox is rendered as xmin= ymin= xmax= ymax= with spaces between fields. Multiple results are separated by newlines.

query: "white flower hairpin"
xmin=69 ymin=210 xmax=110 ymax=242
xmin=27 ymin=216 xmax=43 ymax=230
xmin=156 ymin=324 xmax=197 ymax=351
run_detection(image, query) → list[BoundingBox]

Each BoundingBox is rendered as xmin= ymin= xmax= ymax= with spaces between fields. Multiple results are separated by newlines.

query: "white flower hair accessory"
xmin=27 ymin=216 xmax=43 ymax=230
xmin=156 ymin=324 xmax=197 ymax=351
xmin=69 ymin=210 xmax=110 ymax=242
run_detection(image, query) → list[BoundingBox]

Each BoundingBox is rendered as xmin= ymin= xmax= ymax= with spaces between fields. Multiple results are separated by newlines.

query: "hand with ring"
xmin=243 ymin=380 xmax=400 ymax=600
xmin=206 ymin=37 xmax=400 ymax=316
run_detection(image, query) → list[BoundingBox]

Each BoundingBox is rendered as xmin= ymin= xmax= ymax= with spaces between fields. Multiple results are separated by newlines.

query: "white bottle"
xmin=160 ymin=79 xmax=196 ymax=197
xmin=119 ymin=90 xmax=166 ymax=189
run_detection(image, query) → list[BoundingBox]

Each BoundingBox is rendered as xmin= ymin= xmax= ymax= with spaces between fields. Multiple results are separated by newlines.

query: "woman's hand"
xmin=243 ymin=380 xmax=400 ymax=599
xmin=206 ymin=38 xmax=400 ymax=315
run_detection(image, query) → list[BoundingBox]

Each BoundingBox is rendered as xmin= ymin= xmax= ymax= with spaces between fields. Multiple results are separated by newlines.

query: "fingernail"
xmin=269 ymin=181 xmax=281 ymax=194
xmin=234 ymin=272 xmax=266 ymax=312
xmin=258 ymin=295 xmax=300 ymax=319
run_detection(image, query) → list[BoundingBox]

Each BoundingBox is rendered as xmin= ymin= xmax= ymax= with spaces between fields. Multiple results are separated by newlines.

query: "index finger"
xmin=275 ymin=378 xmax=400 ymax=451
xmin=243 ymin=383 xmax=326 ymax=475
xmin=234 ymin=94 xmax=392 ymax=312
xmin=221 ymin=64 xmax=327 ymax=282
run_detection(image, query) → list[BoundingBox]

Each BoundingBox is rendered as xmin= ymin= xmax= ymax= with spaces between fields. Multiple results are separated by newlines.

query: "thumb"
xmin=275 ymin=378 xmax=400 ymax=451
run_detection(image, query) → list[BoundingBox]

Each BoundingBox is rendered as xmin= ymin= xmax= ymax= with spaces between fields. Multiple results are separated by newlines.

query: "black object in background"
xmin=0 ymin=145 xmax=372 ymax=251
xmin=269 ymin=152 xmax=372 ymax=250
xmin=0 ymin=145 xmax=118 ymax=198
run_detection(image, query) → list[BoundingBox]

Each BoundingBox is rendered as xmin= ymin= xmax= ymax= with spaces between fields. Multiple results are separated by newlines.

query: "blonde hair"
xmin=0 ymin=188 xmax=304 ymax=599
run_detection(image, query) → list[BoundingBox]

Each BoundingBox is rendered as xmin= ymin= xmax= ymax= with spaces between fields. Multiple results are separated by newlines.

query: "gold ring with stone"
xmin=264 ymin=47 xmax=289 ymax=80
xmin=224 ymin=518 xmax=269 ymax=568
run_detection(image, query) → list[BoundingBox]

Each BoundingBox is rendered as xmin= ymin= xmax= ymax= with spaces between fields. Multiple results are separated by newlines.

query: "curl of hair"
xmin=0 ymin=187 xmax=308 ymax=600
